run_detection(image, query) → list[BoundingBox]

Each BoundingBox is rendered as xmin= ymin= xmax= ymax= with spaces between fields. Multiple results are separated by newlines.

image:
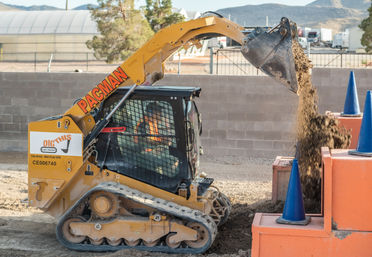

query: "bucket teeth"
xmin=241 ymin=17 xmax=299 ymax=94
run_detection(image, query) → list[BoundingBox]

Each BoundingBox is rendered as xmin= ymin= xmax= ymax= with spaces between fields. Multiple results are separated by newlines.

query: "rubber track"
xmin=56 ymin=182 xmax=217 ymax=254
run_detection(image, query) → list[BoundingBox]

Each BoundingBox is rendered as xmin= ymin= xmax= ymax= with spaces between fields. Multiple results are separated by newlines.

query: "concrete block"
xmin=0 ymin=139 xmax=27 ymax=151
xmin=69 ymin=89 xmax=88 ymax=99
xmin=0 ymin=114 xmax=12 ymax=123
xmin=0 ymin=123 xmax=19 ymax=132
xmin=253 ymin=121 xmax=274 ymax=132
xmin=236 ymin=140 xmax=254 ymax=149
xmin=0 ymin=96 xmax=11 ymax=105
xmin=245 ymin=149 xmax=284 ymax=159
xmin=272 ymin=140 xmax=295 ymax=150
xmin=5 ymin=88 xmax=36 ymax=98
xmin=51 ymin=89 xmax=70 ymax=98
xmin=1 ymin=106 xmax=21 ymax=115
xmin=233 ymin=121 xmax=255 ymax=131
xmin=18 ymin=72 xmax=51 ymax=82
xmin=200 ymin=137 xmax=218 ymax=147
xmin=216 ymin=138 xmax=237 ymax=148
xmin=206 ymin=147 xmax=246 ymax=157
xmin=28 ymin=98 xmax=61 ymax=108
xmin=202 ymin=120 xmax=217 ymax=130
xmin=0 ymin=132 xmax=27 ymax=140
xmin=36 ymin=89 xmax=52 ymax=98
xmin=61 ymin=99 xmax=74 ymax=108
xmin=31 ymin=106 xmax=58 ymax=117
xmin=226 ymin=129 xmax=246 ymax=139
xmin=203 ymin=112 xmax=228 ymax=120
xmin=209 ymin=129 xmax=227 ymax=139
xmin=27 ymin=81 xmax=45 ymax=89
xmin=12 ymin=115 xmax=28 ymax=124
xmin=227 ymin=112 xmax=247 ymax=121
xmin=2 ymin=72 xmax=20 ymax=81
xmin=253 ymin=140 xmax=273 ymax=150
xmin=11 ymin=98 xmax=29 ymax=106
xmin=216 ymin=120 xmax=233 ymax=130
xmin=245 ymin=131 xmax=282 ymax=140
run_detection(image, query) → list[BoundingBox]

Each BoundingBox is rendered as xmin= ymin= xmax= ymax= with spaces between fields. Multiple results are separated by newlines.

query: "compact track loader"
xmin=28 ymin=15 xmax=299 ymax=253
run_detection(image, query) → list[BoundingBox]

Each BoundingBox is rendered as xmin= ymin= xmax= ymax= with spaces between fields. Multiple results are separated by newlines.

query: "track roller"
xmin=124 ymin=239 xmax=141 ymax=246
xmin=107 ymin=238 xmax=122 ymax=246
xmin=165 ymin=233 xmax=181 ymax=248
xmin=61 ymin=217 xmax=86 ymax=244
xmin=185 ymin=222 xmax=209 ymax=248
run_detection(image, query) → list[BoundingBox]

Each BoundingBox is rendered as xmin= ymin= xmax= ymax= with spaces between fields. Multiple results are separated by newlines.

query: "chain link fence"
xmin=1 ymin=48 xmax=372 ymax=74
xmin=210 ymin=47 xmax=372 ymax=76
xmin=0 ymin=52 xmax=122 ymax=73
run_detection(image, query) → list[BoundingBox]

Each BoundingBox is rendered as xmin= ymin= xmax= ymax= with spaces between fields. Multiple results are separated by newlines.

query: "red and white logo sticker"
xmin=30 ymin=132 xmax=83 ymax=156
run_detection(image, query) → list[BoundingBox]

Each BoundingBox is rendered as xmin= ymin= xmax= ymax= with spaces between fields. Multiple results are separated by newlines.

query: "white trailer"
xmin=320 ymin=28 xmax=332 ymax=42
xmin=332 ymin=32 xmax=349 ymax=49
xmin=307 ymin=28 xmax=332 ymax=46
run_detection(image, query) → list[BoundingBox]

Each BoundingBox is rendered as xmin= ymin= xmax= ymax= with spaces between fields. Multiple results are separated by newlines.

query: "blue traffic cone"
xmin=342 ymin=71 xmax=362 ymax=116
xmin=349 ymin=91 xmax=372 ymax=156
xmin=276 ymin=159 xmax=311 ymax=225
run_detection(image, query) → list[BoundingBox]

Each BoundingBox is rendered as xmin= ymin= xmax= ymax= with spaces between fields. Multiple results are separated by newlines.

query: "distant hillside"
xmin=2 ymin=2 xmax=61 ymax=11
xmin=0 ymin=2 xmax=19 ymax=11
xmin=307 ymin=0 xmax=370 ymax=11
xmin=217 ymin=3 xmax=367 ymax=32
xmin=73 ymin=4 xmax=98 ymax=10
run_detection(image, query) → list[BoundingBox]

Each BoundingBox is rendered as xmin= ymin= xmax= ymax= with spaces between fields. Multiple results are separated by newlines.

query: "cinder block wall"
xmin=0 ymin=69 xmax=371 ymax=158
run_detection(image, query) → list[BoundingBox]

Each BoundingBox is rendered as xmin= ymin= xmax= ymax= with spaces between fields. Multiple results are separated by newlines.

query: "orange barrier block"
xmin=331 ymin=112 xmax=362 ymax=149
xmin=271 ymin=156 xmax=293 ymax=202
xmin=252 ymin=147 xmax=372 ymax=257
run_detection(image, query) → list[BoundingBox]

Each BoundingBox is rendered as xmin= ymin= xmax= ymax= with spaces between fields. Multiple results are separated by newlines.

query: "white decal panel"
xmin=30 ymin=132 xmax=83 ymax=156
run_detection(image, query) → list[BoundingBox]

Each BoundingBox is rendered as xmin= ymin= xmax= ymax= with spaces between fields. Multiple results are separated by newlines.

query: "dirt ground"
xmin=0 ymin=153 xmax=277 ymax=257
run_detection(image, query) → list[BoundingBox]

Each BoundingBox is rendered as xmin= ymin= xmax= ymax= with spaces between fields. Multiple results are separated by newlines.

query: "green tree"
xmin=144 ymin=0 xmax=185 ymax=32
xmin=360 ymin=2 xmax=372 ymax=52
xmin=87 ymin=0 xmax=153 ymax=63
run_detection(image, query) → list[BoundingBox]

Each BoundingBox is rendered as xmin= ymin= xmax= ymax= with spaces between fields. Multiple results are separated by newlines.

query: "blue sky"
xmin=1 ymin=0 xmax=315 ymax=11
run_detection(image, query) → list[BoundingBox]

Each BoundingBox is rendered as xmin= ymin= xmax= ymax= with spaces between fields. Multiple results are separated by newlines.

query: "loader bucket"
xmin=241 ymin=17 xmax=299 ymax=93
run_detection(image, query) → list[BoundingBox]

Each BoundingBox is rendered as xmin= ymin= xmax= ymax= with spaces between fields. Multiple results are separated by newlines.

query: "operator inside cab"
xmin=134 ymin=102 xmax=171 ymax=149
xmin=134 ymin=102 xmax=179 ymax=175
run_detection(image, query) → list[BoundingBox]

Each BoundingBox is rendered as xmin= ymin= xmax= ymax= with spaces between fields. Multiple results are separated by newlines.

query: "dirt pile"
xmin=292 ymin=41 xmax=351 ymax=202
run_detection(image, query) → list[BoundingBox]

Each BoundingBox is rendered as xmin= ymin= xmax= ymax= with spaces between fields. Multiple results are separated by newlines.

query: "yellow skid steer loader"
xmin=28 ymin=14 xmax=299 ymax=253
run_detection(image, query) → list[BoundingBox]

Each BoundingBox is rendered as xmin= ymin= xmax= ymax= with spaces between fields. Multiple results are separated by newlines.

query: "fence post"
xmin=340 ymin=52 xmax=343 ymax=68
xmin=177 ymin=53 xmax=181 ymax=75
xmin=86 ymin=52 xmax=89 ymax=72
xmin=34 ymin=52 xmax=37 ymax=72
xmin=209 ymin=47 xmax=213 ymax=74
xmin=216 ymin=49 xmax=219 ymax=75
xmin=47 ymin=53 xmax=54 ymax=72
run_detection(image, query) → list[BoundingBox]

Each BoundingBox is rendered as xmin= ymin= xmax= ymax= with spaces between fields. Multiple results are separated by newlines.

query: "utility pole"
xmin=66 ymin=0 xmax=68 ymax=10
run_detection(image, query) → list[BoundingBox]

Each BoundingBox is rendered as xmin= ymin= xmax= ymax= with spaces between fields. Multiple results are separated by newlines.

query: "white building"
xmin=348 ymin=27 xmax=364 ymax=52
xmin=0 ymin=10 xmax=98 ymax=61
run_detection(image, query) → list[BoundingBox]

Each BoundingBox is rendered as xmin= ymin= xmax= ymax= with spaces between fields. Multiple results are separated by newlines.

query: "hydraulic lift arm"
xmin=65 ymin=17 xmax=244 ymax=125
xmin=63 ymin=15 xmax=299 ymax=141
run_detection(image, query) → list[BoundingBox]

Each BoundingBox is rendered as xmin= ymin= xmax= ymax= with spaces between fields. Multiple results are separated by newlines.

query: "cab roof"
xmin=117 ymin=85 xmax=201 ymax=98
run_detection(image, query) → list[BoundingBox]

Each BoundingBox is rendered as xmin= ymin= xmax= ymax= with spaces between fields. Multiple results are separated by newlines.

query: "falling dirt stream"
xmin=292 ymin=41 xmax=350 ymax=203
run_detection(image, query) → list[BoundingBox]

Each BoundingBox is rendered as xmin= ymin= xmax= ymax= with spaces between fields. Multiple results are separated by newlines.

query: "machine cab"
xmin=95 ymin=86 xmax=202 ymax=194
